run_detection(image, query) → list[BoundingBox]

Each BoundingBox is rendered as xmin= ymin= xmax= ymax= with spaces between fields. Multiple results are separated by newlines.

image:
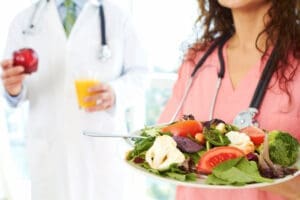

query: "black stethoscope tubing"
xmin=99 ymin=4 xmax=107 ymax=46
xmin=250 ymin=45 xmax=278 ymax=108
xmin=191 ymin=33 xmax=231 ymax=78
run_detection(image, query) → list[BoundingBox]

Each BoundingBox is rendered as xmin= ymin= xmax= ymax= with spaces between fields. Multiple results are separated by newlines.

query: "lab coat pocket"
xmin=27 ymin=139 xmax=52 ymax=180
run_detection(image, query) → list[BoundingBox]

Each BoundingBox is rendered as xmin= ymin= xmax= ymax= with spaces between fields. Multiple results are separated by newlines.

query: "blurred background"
xmin=0 ymin=0 xmax=197 ymax=199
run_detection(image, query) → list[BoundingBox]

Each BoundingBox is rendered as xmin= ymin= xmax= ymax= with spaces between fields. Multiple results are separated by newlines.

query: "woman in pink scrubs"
xmin=159 ymin=0 xmax=300 ymax=199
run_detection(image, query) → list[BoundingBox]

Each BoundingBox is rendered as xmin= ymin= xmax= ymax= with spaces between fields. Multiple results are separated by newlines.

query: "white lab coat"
xmin=3 ymin=0 xmax=148 ymax=199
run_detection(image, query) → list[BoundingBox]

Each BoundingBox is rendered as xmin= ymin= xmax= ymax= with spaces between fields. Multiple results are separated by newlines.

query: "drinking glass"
xmin=74 ymin=70 xmax=100 ymax=109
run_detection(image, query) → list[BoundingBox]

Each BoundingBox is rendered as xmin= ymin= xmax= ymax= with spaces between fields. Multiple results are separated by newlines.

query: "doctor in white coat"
xmin=1 ymin=0 xmax=148 ymax=199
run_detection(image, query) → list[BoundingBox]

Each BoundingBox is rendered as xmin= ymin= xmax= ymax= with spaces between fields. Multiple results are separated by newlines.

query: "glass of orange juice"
xmin=74 ymin=70 xmax=100 ymax=109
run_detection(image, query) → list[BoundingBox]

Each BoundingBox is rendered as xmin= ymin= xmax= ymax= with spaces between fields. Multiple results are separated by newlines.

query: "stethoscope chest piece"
xmin=232 ymin=107 xmax=259 ymax=129
xmin=98 ymin=45 xmax=111 ymax=61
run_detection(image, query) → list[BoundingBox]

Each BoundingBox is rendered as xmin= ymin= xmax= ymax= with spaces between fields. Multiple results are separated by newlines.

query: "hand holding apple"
xmin=1 ymin=48 xmax=38 ymax=96
xmin=1 ymin=59 xmax=25 ymax=96
xmin=13 ymin=48 xmax=38 ymax=74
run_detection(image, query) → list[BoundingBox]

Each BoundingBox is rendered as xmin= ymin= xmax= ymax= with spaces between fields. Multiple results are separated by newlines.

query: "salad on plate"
xmin=126 ymin=115 xmax=300 ymax=187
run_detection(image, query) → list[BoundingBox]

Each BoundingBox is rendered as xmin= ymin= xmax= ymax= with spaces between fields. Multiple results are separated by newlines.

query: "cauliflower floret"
xmin=145 ymin=135 xmax=185 ymax=170
xmin=226 ymin=131 xmax=255 ymax=154
xmin=215 ymin=122 xmax=226 ymax=133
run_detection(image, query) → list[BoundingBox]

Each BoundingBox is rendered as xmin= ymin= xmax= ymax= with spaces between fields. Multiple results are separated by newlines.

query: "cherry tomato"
xmin=195 ymin=133 xmax=205 ymax=144
xmin=161 ymin=120 xmax=203 ymax=137
xmin=197 ymin=146 xmax=244 ymax=174
xmin=240 ymin=126 xmax=265 ymax=145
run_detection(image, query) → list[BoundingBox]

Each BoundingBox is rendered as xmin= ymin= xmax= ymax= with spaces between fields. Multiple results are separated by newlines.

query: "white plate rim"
xmin=126 ymin=160 xmax=300 ymax=189
xmin=126 ymin=125 xmax=300 ymax=189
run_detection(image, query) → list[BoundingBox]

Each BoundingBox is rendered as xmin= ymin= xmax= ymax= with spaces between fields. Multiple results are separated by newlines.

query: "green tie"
xmin=63 ymin=0 xmax=76 ymax=36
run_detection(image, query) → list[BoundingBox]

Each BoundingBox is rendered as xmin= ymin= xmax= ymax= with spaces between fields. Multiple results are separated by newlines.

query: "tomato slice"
xmin=161 ymin=120 xmax=203 ymax=137
xmin=197 ymin=146 xmax=244 ymax=174
xmin=240 ymin=126 xmax=265 ymax=145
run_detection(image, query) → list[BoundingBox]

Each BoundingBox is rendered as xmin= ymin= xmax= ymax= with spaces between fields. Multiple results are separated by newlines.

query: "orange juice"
xmin=75 ymin=79 xmax=100 ymax=108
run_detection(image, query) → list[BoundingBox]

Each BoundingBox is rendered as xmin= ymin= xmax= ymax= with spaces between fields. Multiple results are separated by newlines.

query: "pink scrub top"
xmin=158 ymin=43 xmax=300 ymax=200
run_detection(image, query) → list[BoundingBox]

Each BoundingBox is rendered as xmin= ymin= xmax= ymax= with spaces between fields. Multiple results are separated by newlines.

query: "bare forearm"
xmin=261 ymin=175 xmax=300 ymax=200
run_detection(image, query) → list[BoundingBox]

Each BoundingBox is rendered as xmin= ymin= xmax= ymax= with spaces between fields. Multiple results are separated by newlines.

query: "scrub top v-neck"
xmin=159 ymin=41 xmax=300 ymax=140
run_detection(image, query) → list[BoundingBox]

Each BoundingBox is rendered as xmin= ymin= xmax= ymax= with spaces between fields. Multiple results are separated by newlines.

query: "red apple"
xmin=13 ymin=48 xmax=38 ymax=74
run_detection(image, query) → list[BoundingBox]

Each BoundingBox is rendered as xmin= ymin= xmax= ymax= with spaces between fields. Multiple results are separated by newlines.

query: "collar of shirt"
xmin=56 ymin=0 xmax=86 ymax=10
xmin=55 ymin=0 xmax=87 ymax=23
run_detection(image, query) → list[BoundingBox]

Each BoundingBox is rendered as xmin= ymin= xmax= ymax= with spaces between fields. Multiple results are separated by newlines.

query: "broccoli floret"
xmin=268 ymin=130 xmax=299 ymax=167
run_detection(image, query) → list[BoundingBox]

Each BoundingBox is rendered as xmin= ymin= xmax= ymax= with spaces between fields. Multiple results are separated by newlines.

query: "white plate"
xmin=126 ymin=126 xmax=300 ymax=189
xmin=126 ymin=160 xmax=300 ymax=189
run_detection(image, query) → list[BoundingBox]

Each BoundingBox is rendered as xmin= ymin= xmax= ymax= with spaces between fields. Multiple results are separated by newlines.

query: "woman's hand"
xmin=1 ymin=59 xmax=25 ymax=96
xmin=261 ymin=175 xmax=300 ymax=200
xmin=84 ymin=82 xmax=116 ymax=112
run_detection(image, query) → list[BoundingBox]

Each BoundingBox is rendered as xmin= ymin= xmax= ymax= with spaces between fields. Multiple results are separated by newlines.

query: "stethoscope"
xmin=171 ymin=32 xmax=278 ymax=129
xmin=22 ymin=0 xmax=111 ymax=62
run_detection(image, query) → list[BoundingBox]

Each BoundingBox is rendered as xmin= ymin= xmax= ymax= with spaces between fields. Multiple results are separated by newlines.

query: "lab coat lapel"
xmin=66 ymin=0 xmax=89 ymax=40
xmin=48 ymin=0 xmax=67 ymax=40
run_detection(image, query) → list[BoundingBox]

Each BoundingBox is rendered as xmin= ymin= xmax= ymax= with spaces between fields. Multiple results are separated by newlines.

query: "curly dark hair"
xmin=188 ymin=0 xmax=300 ymax=100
